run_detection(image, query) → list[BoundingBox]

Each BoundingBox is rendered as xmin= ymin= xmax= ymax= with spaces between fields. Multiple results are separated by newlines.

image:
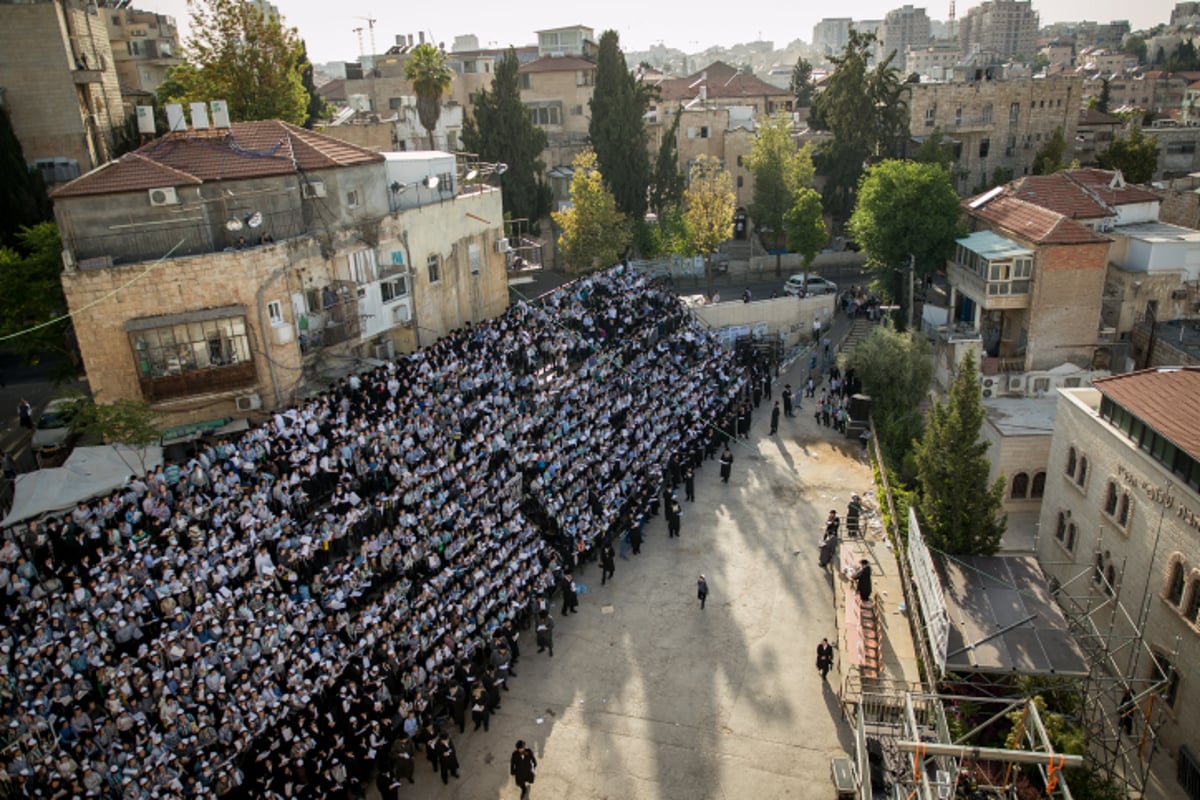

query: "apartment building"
xmin=104 ymin=5 xmax=181 ymax=112
xmin=958 ymin=0 xmax=1039 ymax=60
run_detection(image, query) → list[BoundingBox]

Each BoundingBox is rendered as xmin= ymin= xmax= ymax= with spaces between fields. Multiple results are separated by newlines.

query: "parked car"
xmin=783 ymin=273 xmax=839 ymax=296
xmin=31 ymin=398 xmax=77 ymax=458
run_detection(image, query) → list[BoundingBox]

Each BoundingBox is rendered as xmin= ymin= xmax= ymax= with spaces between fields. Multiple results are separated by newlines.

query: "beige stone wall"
xmin=1037 ymin=388 xmax=1200 ymax=763
xmin=1025 ymin=241 xmax=1109 ymax=370
xmin=1101 ymin=264 xmax=1189 ymax=336
xmin=690 ymin=295 xmax=836 ymax=349
xmin=522 ymin=68 xmax=592 ymax=168
xmin=983 ymin=425 xmax=1050 ymax=515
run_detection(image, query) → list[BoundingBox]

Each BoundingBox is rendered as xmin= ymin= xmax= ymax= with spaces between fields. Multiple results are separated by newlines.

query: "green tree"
xmin=913 ymin=350 xmax=1006 ymax=555
xmin=552 ymin=149 xmax=630 ymax=272
xmin=849 ymin=159 xmax=962 ymax=323
xmin=404 ymin=43 xmax=454 ymax=151
xmin=462 ymin=48 xmax=553 ymax=227
xmin=783 ymin=187 xmax=827 ymax=274
xmin=683 ymin=154 xmax=736 ymax=294
xmin=649 ymin=107 xmax=685 ymax=218
xmin=809 ymin=30 xmax=909 ymax=219
xmin=298 ymin=41 xmax=329 ymax=127
xmin=589 ymin=30 xmax=653 ymax=219
xmin=0 ymin=106 xmax=51 ymax=249
xmin=1033 ymin=126 xmax=1068 ymax=175
xmin=158 ymin=0 xmax=308 ymax=125
xmin=1087 ymin=78 xmax=1112 ymax=114
xmin=1098 ymin=126 xmax=1160 ymax=184
xmin=912 ymin=129 xmax=957 ymax=172
xmin=60 ymin=392 xmax=163 ymax=473
xmin=1124 ymin=35 xmax=1147 ymax=64
xmin=842 ymin=327 xmax=934 ymax=460
xmin=789 ymin=56 xmax=815 ymax=107
xmin=747 ymin=112 xmax=816 ymax=275
xmin=0 ymin=223 xmax=70 ymax=365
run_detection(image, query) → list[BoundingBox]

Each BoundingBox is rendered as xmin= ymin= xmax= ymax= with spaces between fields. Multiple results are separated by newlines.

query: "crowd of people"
xmin=0 ymin=265 xmax=753 ymax=799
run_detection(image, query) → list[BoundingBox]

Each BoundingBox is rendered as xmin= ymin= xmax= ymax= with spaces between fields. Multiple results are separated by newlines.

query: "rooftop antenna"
xmin=355 ymin=15 xmax=377 ymax=59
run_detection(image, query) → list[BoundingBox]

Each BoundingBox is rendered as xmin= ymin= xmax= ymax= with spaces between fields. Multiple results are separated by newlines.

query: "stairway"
xmin=841 ymin=318 xmax=879 ymax=353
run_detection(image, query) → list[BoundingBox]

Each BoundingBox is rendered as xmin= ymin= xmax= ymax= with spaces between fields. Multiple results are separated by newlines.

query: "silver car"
xmin=31 ymin=398 xmax=77 ymax=457
xmin=783 ymin=273 xmax=839 ymax=296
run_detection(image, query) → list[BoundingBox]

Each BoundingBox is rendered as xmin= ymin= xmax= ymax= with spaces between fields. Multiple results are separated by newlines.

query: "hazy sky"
xmin=136 ymin=0 xmax=1167 ymax=64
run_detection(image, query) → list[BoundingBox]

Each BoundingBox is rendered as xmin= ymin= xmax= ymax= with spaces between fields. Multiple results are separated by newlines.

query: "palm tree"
xmin=403 ymin=43 xmax=453 ymax=150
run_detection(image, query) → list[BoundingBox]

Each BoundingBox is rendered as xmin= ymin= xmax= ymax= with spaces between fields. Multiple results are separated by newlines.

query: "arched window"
xmin=1011 ymin=472 xmax=1029 ymax=499
xmin=1104 ymin=481 xmax=1118 ymax=515
xmin=1117 ymin=493 xmax=1131 ymax=527
xmin=1031 ymin=471 xmax=1046 ymax=498
xmin=1186 ymin=579 xmax=1200 ymax=624
xmin=1066 ymin=447 xmax=1078 ymax=477
xmin=1056 ymin=511 xmax=1068 ymax=541
xmin=1066 ymin=523 xmax=1077 ymax=552
xmin=1167 ymin=560 xmax=1185 ymax=605
xmin=1077 ymin=457 xmax=1089 ymax=487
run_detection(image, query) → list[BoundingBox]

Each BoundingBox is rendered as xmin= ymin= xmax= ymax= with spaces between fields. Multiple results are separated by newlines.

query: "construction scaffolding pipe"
xmin=896 ymin=741 xmax=1085 ymax=767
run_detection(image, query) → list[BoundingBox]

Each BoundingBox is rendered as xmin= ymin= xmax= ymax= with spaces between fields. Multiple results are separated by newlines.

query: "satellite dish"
xmin=423 ymin=175 xmax=439 ymax=189
xmin=246 ymin=211 xmax=263 ymax=229
xmin=465 ymin=169 xmax=479 ymax=181
xmin=495 ymin=163 xmax=509 ymax=175
xmin=224 ymin=218 xmax=244 ymax=231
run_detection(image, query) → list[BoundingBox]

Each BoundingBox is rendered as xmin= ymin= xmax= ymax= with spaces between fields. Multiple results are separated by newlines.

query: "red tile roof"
xmin=657 ymin=60 xmax=791 ymax=103
xmin=1007 ymin=174 xmax=1111 ymax=220
xmin=519 ymin=55 xmax=595 ymax=73
xmin=52 ymin=120 xmax=383 ymax=198
xmin=967 ymin=195 xmax=1110 ymax=245
xmin=1093 ymin=367 xmax=1200 ymax=461
xmin=1063 ymin=168 xmax=1161 ymax=206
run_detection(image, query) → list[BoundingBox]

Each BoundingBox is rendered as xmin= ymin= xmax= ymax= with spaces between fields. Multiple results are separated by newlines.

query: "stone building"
xmin=518 ymin=51 xmax=595 ymax=176
xmin=50 ymin=119 xmax=509 ymax=426
xmin=878 ymin=5 xmax=931 ymax=67
xmin=1036 ymin=368 xmax=1200 ymax=792
xmin=957 ymin=0 xmax=1039 ymax=61
xmin=813 ymin=18 xmax=854 ymax=59
xmin=103 ymin=5 xmax=181 ymax=114
xmin=908 ymin=76 xmax=1084 ymax=193
xmin=0 ymin=0 xmax=126 ymax=185
xmin=906 ymin=41 xmax=964 ymax=81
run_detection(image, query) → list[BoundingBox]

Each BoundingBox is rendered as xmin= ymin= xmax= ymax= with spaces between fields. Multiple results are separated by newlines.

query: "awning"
xmin=123 ymin=305 xmax=247 ymax=332
xmin=160 ymin=416 xmax=249 ymax=446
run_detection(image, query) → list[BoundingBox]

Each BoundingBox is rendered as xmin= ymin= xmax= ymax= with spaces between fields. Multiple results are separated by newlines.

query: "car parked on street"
xmin=783 ymin=273 xmax=839 ymax=296
xmin=31 ymin=398 xmax=77 ymax=460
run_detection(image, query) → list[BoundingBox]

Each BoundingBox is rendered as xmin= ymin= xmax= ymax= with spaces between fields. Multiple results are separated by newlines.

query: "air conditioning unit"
xmin=372 ymin=340 xmax=395 ymax=360
xmin=235 ymin=393 xmax=263 ymax=412
xmin=301 ymin=180 xmax=327 ymax=199
xmin=393 ymin=304 xmax=412 ymax=325
xmin=982 ymin=377 xmax=996 ymax=389
xmin=494 ymin=238 xmax=511 ymax=253
xmin=982 ymin=388 xmax=993 ymax=398
xmin=1007 ymin=375 xmax=1025 ymax=394
xmin=148 ymin=187 xmax=179 ymax=206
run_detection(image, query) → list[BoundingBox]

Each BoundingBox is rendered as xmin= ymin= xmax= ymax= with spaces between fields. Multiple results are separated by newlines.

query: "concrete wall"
xmin=1026 ymin=240 xmax=1110 ymax=370
xmin=1037 ymin=388 xmax=1200 ymax=764
xmin=690 ymin=295 xmax=836 ymax=349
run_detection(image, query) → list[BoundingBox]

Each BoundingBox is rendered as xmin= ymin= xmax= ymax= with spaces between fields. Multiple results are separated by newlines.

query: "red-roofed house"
xmin=51 ymin=120 xmax=510 ymax=426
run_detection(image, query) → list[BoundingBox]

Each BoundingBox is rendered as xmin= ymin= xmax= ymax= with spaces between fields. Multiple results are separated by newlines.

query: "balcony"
xmin=947 ymin=261 xmax=1031 ymax=310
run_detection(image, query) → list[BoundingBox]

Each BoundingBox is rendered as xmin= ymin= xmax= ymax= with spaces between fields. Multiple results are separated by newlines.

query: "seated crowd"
xmin=0 ymin=265 xmax=750 ymax=799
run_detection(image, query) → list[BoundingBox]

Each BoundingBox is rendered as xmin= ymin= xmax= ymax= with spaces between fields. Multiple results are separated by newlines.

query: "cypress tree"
xmin=589 ymin=30 xmax=651 ymax=220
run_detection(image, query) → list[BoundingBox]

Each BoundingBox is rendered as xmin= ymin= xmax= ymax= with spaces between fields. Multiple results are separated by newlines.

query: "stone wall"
xmin=1026 ymin=241 xmax=1109 ymax=370
xmin=690 ymin=294 xmax=836 ymax=349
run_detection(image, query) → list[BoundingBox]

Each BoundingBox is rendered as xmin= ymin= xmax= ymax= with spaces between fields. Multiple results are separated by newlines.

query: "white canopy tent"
xmin=2 ymin=445 xmax=163 ymax=528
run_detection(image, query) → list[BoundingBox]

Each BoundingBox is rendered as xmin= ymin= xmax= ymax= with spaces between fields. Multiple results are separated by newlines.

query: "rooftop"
xmin=1093 ymin=365 xmax=1200 ymax=461
xmin=958 ymin=229 xmax=1033 ymax=260
xmin=519 ymin=54 xmax=595 ymax=73
xmin=52 ymin=120 xmax=384 ymax=199
xmin=1114 ymin=221 xmax=1200 ymax=244
xmin=983 ymin=394 xmax=1060 ymax=437
xmin=966 ymin=194 xmax=1110 ymax=246
xmin=657 ymin=61 xmax=792 ymax=104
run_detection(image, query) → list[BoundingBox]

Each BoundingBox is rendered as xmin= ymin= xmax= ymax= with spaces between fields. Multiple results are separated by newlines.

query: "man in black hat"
xmin=510 ymin=739 xmax=538 ymax=800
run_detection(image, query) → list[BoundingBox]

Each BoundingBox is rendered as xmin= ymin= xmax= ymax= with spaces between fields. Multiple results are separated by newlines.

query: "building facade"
xmin=879 ymin=5 xmax=931 ymax=67
xmin=51 ymin=119 xmax=509 ymax=426
xmin=813 ymin=18 xmax=854 ymax=59
xmin=1037 ymin=369 xmax=1200 ymax=789
xmin=0 ymin=0 xmax=126 ymax=185
xmin=104 ymin=5 xmax=181 ymax=113
xmin=957 ymin=0 xmax=1039 ymax=60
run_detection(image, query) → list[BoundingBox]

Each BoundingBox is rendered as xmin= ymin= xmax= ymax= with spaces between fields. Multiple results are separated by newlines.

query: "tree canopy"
xmin=849 ymin=159 xmax=962 ymax=321
xmin=684 ymin=155 xmax=736 ymax=258
xmin=649 ymin=107 xmax=685 ymax=218
xmin=747 ymin=113 xmax=815 ymax=273
xmin=784 ymin=187 xmax=827 ymax=270
xmin=0 ymin=223 xmax=71 ymax=365
xmin=841 ymin=326 xmax=933 ymax=460
xmin=552 ymin=149 xmax=630 ymax=272
xmin=0 ymin=106 xmax=51 ymax=250
xmin=589 ymin=30 xmax=653 ymax=219
xmin=462 ymin=48 xmax=553 ymax=226
xmin=158 ymin=0 xmax=308 ymax=126
xmin=404 ymin=44 xmax=454 ymax=151
xmin=1097 ymin=126 xmax=1159 ymax=184
xmin=914 ymin=350 xmax=1006 ymax=555
xmin=789 ymin=57 xmax=815 ymax=107
xmin=809 ymin=30 xmax=909 ymax=219
xmin=1032 ymin=127 xmax=1068 ymax=175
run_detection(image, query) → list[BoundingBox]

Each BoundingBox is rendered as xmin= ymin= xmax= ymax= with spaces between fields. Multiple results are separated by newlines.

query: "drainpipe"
xmin=255 ymin=260 xmax=290 ymax=408
xmin=400 ymin=229 xmax=421 ymax=349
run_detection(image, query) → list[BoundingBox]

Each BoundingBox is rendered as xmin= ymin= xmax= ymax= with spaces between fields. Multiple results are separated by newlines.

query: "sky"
xmin=136 ymin=0 xmax=1168 ymax=64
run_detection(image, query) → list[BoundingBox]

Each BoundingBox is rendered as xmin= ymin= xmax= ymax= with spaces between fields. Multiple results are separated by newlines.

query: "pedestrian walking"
xmin=719 ymin=448 xmax=733 ymax=483
xmin=697 ymin=575 xmax=709 ymax=609
xmin=560 ymin=573 xmax=579 ymax=615
xmin=817 ymin=638 xmax=834 ymax=679
xmin=17 ymin=399 xmax=31 ymax=430
xmin=782 ymin=385 xmax=793 ymax=417
xmin=436 ymin=731 xmax=460 ymax=784
xmin=683 ymin=466 xmax=695 ymax=502
xmin=470 ymin=685 xmax=490 ymax=731
xmin=511 ymin=740 xmax=538 ymax=800
xmin=535 ymin=611 xmax=555 ymax=657
xmin=1 ymin=450 xmax=15 ymax=480
xmin=853 ymin=559 xmax=873 ymax=604
xmin=666 ymin=493 xmax=681 ymax=538
xmin=824 ymin=510 xmax=840 ymax=540
xmin=600 ymin=542 xmax=616 ymax=585
xmin=769 ymin=401 xmax=780 ymax=435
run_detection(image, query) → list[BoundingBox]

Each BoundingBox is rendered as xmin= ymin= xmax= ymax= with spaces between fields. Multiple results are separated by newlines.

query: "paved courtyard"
xmin=404 ymin=356 xmax=874 ymax=799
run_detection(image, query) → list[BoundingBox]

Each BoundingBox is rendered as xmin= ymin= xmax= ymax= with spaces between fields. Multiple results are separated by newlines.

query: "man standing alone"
xmin=817 ymin=638 xmax=834 ymax=679
xmin=782 ymin=385 xmax=793 ymax=418
xmin=719 ymin=448 xmax=734 ymax=483
xmin=510 ymin=740 xmax=538 ymax=800
xmin=770 ymin=401 xmax=781 ymax=435
xmin=697 ymin=575 xmax=709 ymax=609
xmin=600 ymin=542 xmax=615 ymax=585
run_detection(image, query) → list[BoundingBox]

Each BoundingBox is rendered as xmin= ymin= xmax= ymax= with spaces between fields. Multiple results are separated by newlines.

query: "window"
xmin=427 ymin=254 xmax=441 ymax=283
xmin=380 ymin=277 xmax=408 ymax=303
xmin=575 ymin=70 xmax=594 ymax=87
xmin=1117 ymin=493 xmax=1131 ymax=527
xmin=1009 ymin=102 xmax=1020 ymax=123
xmin=266 ymin=300 xmax=284 ymax=326
xmin=1066 ymin=447 xmax=1077 ymax=478
xmin=346 ymin=189 xmax=362 ymax=208
xmin=519 ymin=74 xmax=531 ymax=90
xmin=464 ymin=61 xmax=477 ymax=73
xmin=1104 ymin=481 xmax=1119 ymax=515
xmin=1167 ymin=559 xmax=1185 ymax=605
xmin=1066 ymin=523 xmax=1077 ymax=552
xmin=526 ymin=104 xmax=561 ymax=126
xmin=737 ymin=175 xmax=744 ymax=188
xmin=982 ymin=103 xmax=993 ymax=124
xmin=1055 ymin=511 xmax=1069 ymax=541
xmin=1031 ymin=472 xmax=1046 ymax=498
xmin=348 ymin=249 xmax=376 ymax=285
xmin=979 ymin=138 xmax=990 ymax=158
xmin=925 ymin=105 xmax=936 ymax=127
xmin=127 ymin=40 xmax=143 ymax=56
xmin=570 ymin=105 xmax=583 ymax=116
xmin=1077 ymin=457 xmax=1089 ymax=488
xmin=1168 ymin=141 xmax=1197 ymax=155
xmin=1186 ymin=581 xmax=1200 ymax=624
xmin=955 ymin=107 xmax=963 ymax=126
xmin=130 ymin=315 xmax=254 ymax=401
xmin=1151 ymin=653 xmax=1180 ymax=709
xmin=468 ymin=243 xmax=481 ymax=275
xmin=736 ymin=155 xmax=743 ymax=167
xmin=389 ymin=97 xmax=403 ymax=110
xmin=1011 ymin=472 xmax=1029 ymax=499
